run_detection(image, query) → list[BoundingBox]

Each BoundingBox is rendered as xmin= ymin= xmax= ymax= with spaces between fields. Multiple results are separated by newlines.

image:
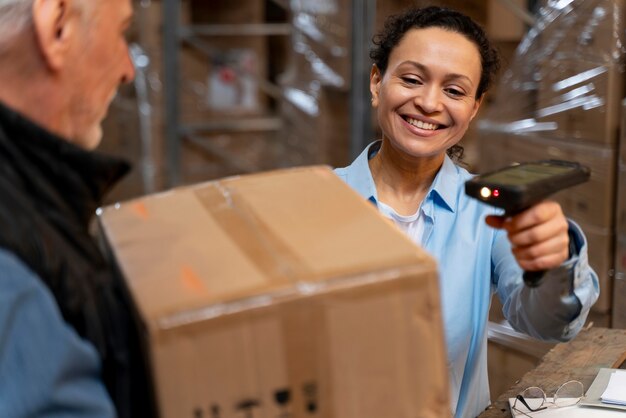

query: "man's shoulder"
xmin=0 ymin=248 xmax=42 ymax=296
xmin=0 ymin=251 xmax=116 ymax=418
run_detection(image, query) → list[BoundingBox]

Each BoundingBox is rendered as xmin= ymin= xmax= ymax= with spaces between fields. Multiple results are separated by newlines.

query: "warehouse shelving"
xmin=162 ymin=0 xmax=378 ymax=187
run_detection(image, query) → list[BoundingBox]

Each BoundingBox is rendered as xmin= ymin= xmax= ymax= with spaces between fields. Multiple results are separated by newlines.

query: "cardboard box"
xmin=98 ymin=166 xmax=450 ymax=418
xmin=476 ymin=132 xmax=616 ymax=229
xmin=487 ymin=0 xmax=526 ymax=41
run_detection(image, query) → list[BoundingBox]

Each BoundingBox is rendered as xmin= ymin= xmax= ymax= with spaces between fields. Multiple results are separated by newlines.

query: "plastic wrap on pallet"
xmin=477 ymin=0 xmax=626 ymax=146
xmin=474 ymin=0 xmax=624 ymax=315
xmin=275 ymin=0 xmax=351 ymax=167
xmin=281 ymin=0 xmax=349 ymax=117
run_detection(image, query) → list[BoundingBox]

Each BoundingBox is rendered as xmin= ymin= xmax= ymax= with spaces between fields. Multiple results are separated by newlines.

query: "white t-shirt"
xmin=377 ymin=200 xmax=425 ymax=244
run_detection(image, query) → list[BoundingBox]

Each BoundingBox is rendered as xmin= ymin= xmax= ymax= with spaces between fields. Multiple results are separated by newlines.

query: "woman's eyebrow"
xmin=397 ymin=60 xmax=474 ymax=86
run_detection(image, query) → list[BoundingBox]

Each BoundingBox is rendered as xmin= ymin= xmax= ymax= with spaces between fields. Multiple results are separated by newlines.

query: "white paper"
xmin=600 ymin=370 xmax=626 ymax=405
xmin=509 ymin=398 xmax=626 ymax=417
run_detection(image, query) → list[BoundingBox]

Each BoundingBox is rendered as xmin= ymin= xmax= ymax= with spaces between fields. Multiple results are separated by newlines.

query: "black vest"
xmin=0 ymin=102 xmax=158 ymax=418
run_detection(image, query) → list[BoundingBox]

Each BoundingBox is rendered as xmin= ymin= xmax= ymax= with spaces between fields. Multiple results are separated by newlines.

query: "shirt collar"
xmin=428 ymin=154 xmax=459 ymax=213
xmin=346 ymin=141 xmax=380 ymax=204
xmin=345 ymin=140 xmax=460 ymax=213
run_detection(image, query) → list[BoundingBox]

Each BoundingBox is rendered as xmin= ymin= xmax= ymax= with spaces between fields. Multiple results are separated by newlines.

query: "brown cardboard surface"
xmin=98 ymin=165 xmax=450 ymax=418
xmin=487 ymin=0 xmax=525 ymax=41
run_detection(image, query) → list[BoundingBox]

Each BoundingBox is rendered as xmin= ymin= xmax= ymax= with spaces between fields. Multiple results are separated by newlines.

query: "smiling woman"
xmin=334 ymin=6 xmax=599 ymax=418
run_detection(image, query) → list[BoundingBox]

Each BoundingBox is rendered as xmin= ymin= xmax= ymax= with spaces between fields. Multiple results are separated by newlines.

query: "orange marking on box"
xmin=131 ymin=202 xmax=150 ymax=220
xmin=180 ymin=265 xmax=206 ymax=293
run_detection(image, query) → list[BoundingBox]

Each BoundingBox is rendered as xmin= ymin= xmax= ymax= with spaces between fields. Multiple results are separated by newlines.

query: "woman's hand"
xmin=485 ymin=201 xmax=570 ymax=272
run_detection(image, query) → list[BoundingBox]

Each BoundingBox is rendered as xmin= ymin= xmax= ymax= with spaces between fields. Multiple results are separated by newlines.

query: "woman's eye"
xmin=445 ymin=88 xmax=466 ymax=98
xmin=401 ymin=77 xmax=422 ymax=85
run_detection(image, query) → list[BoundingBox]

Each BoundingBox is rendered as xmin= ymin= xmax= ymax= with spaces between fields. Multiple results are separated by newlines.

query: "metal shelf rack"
xmin=162 ymin=0 xmax=376 ymax=187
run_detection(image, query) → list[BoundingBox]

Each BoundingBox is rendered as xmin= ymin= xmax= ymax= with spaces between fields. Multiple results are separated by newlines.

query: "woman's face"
xmin=370 ymin=27 xmax=483 ymax=161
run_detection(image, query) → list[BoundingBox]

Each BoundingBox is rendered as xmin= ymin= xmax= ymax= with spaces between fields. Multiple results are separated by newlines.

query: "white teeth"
xmin=407 ymin=117 xmax=438 ymax=130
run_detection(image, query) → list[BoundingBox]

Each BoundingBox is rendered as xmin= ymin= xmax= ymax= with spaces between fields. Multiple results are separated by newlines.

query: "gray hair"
xmin=0 ymin=0 xmax=33 ymax=46
xmin=0 ymin=0 xmax=96 ymax=55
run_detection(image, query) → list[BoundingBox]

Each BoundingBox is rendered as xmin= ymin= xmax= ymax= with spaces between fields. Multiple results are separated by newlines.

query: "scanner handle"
xmin=522 ymin=270 xmax=545 ymax=287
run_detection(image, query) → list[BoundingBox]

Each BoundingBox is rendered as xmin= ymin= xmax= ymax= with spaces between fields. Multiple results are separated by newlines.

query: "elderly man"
xmin=0 ymin=0 xmax=157 ymax=417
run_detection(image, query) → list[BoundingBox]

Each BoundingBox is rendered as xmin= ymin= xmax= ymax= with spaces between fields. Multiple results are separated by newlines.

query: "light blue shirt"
xmin=335 ymin=141 xmax=599 ymax=418
xmin=0 ymin=249 xmax=115 ymax=418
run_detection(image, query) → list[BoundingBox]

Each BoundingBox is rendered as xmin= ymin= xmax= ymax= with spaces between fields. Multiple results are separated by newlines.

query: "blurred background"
xmin=99 ymin=0 xmax=626 ymax=400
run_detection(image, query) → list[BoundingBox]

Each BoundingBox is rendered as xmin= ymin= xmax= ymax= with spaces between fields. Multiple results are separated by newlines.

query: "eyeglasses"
xmin=511 ymin=380 xmax=584 ymax=417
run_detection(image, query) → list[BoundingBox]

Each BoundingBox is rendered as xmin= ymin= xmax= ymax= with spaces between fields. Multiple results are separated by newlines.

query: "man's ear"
xmin=32 ymin=0 xmax=74 ymax=71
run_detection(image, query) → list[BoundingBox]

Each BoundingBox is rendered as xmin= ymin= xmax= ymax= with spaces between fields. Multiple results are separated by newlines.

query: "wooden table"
xmin=478 ymin=327 xmax=626 ymax=417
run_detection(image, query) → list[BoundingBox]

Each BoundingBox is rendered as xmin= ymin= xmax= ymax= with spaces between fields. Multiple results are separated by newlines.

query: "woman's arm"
xmin=490 ymin=204 xmax=600 ymax=342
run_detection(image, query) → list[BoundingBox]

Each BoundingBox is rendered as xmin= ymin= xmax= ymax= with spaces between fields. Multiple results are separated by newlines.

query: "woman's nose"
xmin=415 ymin=85 xmax=443 ymax=114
